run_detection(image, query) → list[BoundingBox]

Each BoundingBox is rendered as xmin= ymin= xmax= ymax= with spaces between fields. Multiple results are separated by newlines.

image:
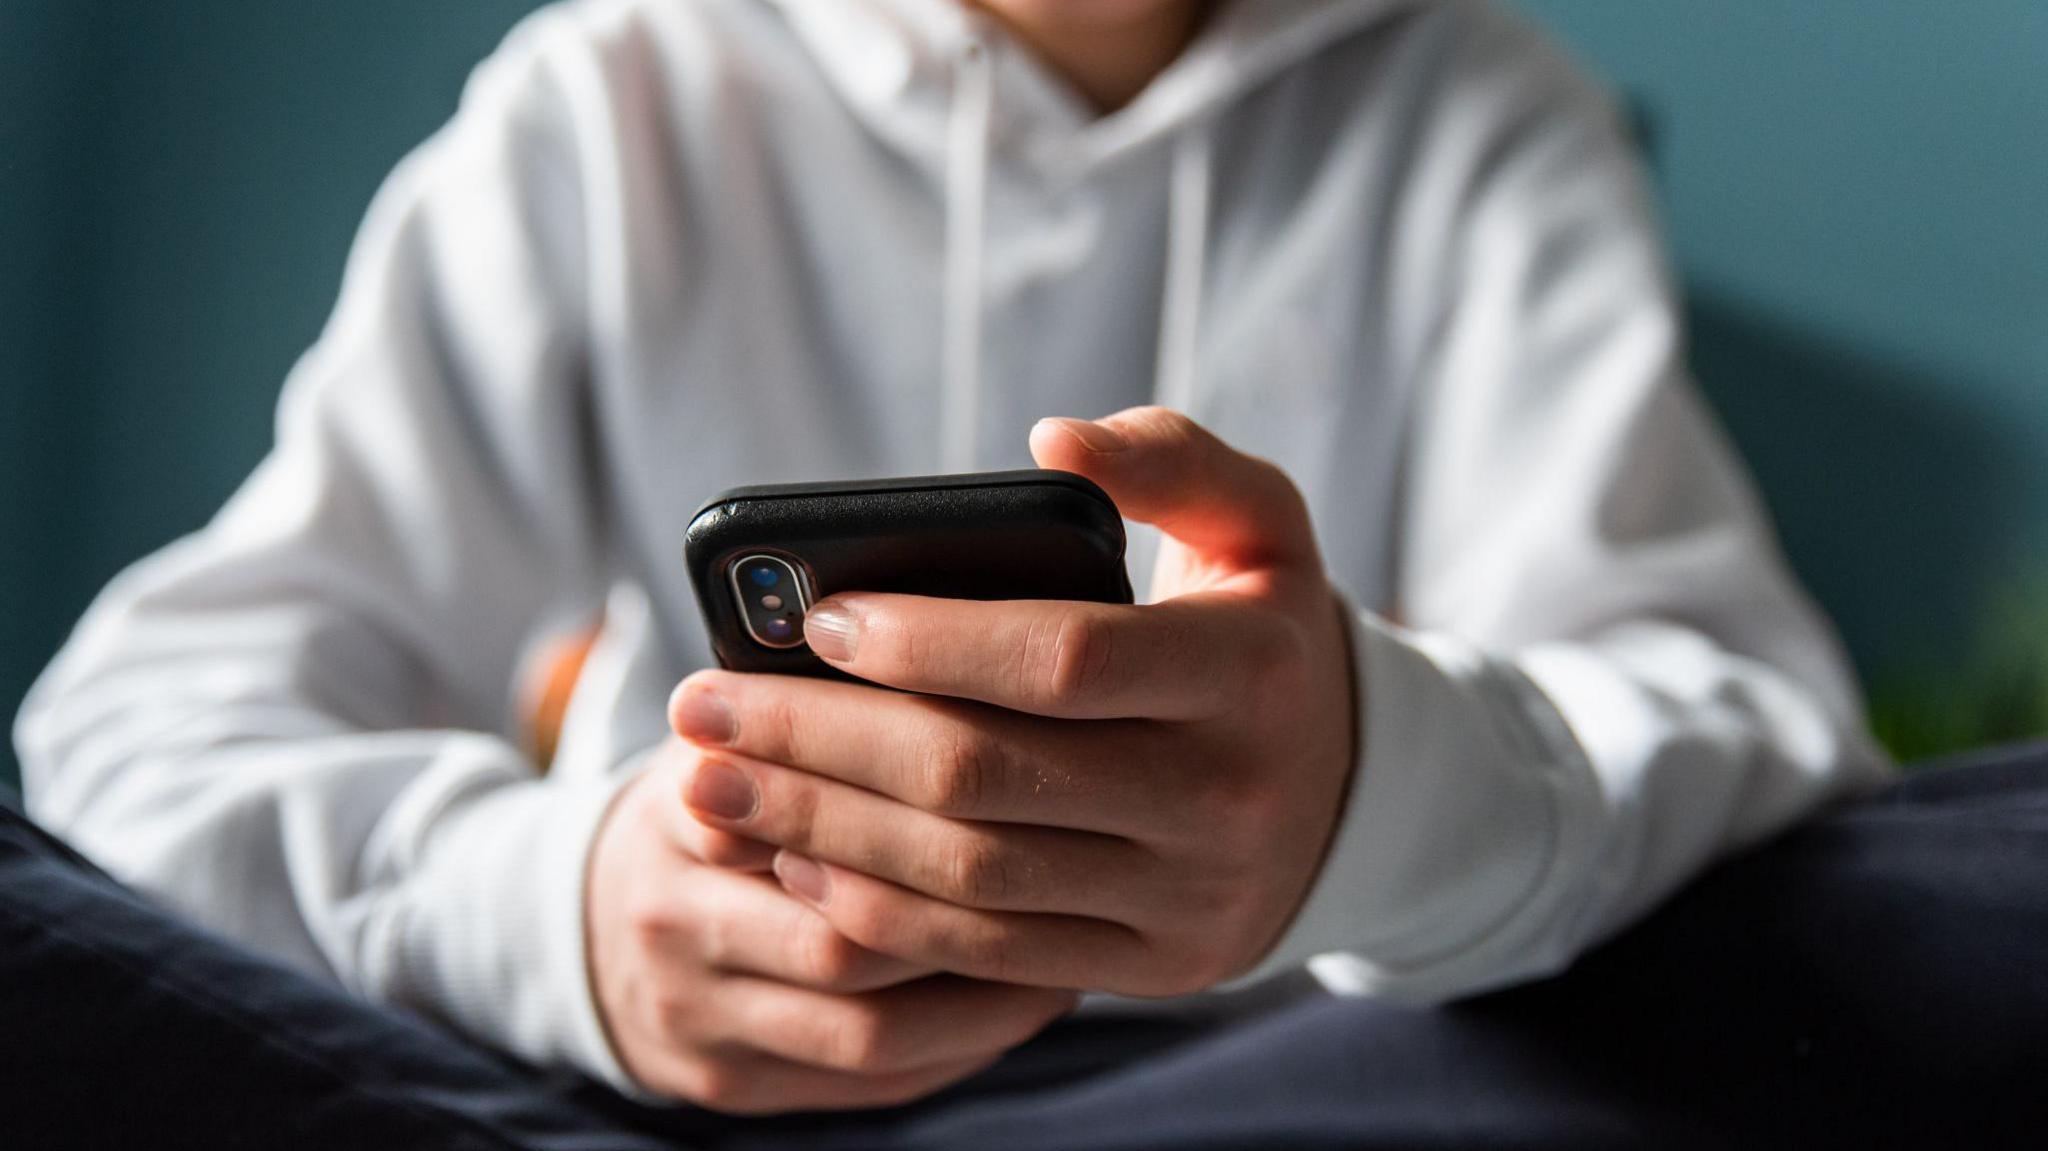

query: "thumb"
xmin=1029 ymin=406 xmax=1317 ymax=569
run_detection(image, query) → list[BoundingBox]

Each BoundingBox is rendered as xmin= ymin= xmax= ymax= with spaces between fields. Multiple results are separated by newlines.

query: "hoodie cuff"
xmin=1226 ymin=606 xmax=1602 ymax=1001
xmin=374 ymin=748 xmax=641 ymax=1091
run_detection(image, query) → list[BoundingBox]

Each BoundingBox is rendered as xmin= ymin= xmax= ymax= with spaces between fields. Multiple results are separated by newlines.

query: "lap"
xmin=0 ymin=805 xmax=666 ymax=1151
xmin=590 ymin=744 xmax=2048 ymax=1150
xmin=5 ymin=745 xmax=2046 ymax=1149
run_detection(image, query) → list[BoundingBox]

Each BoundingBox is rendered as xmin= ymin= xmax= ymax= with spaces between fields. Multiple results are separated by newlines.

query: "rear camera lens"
xmin=731 ymin=554 xmax=808 ymax=650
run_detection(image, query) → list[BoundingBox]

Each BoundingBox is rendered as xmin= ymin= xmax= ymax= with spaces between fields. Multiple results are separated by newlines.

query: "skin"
xmin=591 ymin=407 xmax=1358 ymax=1111
xmin=965 ymin=0 xmax=1217 ymax=112
xmin=586 ymin=2 xmax=1358 ymax=1115
xmin=587 ymin=743 xmax=1078 ymax=1112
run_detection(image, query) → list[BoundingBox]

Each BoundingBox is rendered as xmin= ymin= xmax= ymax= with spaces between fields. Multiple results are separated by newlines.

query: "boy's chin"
xmin=969 ymin=0 xmax=1203 ymax=30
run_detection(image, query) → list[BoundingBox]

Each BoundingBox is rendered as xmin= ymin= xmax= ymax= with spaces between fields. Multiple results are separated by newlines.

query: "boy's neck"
xmin=967 ymin=2 xmax=1214 ymax=114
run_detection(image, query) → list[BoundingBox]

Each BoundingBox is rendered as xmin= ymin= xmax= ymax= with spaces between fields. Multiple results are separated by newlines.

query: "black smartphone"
xmin=685 ymin=469 xmax=1134 ymax=676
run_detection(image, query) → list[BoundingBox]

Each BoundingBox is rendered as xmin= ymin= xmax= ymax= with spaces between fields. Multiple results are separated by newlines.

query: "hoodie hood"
xmin=766 ymin=0 xmax=1428 ymax=470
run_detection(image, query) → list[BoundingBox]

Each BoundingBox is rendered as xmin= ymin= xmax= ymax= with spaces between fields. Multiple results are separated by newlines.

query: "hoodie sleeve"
xmin=1235 ymin=23 xmax=1892 ymax=1000
xmin=13 ymin=17 xmax=636 ymax=1085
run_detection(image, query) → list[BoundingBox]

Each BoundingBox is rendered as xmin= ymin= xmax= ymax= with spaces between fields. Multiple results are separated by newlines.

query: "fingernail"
xmin=804 ymin=603 xmax=859 ymax=662
xmin=775 ymin=852 xmax=831 ymax=906
xmin=670 ymin=686 xmax=736 ymax=745
xmin=685 ymin=761 xmax=758 ymax=823
xmin=1039 ymin=417 xmax=1127 ymax=453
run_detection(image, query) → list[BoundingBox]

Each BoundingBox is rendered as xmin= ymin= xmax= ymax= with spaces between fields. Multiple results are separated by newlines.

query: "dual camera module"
xmin=727 ymin=554 xmax=812 ymax=649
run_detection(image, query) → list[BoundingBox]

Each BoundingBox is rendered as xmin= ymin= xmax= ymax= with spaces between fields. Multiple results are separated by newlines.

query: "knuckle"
xmin=915 ymin=723 xmax=1000 ymax=816
xmin=1248 ymin=455 xmax=1297 ymax=500
xmin=690 ymin=902 xmax=736 ymax=967
xmin=1131 ymin=404 xmax=1199 ymax=445
xmin=795 ymin=921 xmax=866 ymax=989
xmin=821 ymin=1003 xmax=897 ymax=1072
xmin=750 ymin=689 xmax=804 ymax=762
xmin=1257 ymin=457 xmax=1315 ymax=522
xmin=932 ymin=832 xmax=1012 ymax=908
xmin=1039 ymin=610 xmax=1115 ymax=709
xmin=623 ymin=888 xmax=676 ymax=947
xmin=648 ymin=986 xmax=696 ymax=1034
xmin=891 ymin=619 xmax=925 ymax=677
xmin=777 ymin=773 xmax=823 ymax=847
xmin=951 ymin=918 xmax=1022 ymax=982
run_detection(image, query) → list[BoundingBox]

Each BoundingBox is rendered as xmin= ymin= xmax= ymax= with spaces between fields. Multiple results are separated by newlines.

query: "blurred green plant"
xmin=1867 ymin=575 xmax=2048 ymax=765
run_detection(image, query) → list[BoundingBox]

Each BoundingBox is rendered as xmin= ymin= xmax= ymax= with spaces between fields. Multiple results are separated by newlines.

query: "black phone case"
xmin=685 ymin=469 xmax=1134 ymax=677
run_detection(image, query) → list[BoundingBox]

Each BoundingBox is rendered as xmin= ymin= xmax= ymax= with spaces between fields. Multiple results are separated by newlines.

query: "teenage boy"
xmin=19 ymin=2 xmax=1972 ymax=1144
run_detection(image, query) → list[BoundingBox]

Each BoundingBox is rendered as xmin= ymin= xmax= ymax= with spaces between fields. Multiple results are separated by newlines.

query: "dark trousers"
xmin=6 ymin=746 xmax=2047 ymax=1150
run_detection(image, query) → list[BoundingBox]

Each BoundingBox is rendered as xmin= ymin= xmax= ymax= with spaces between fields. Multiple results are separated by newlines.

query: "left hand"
xmin=669 ymin=407 xmax=1358 ymax=996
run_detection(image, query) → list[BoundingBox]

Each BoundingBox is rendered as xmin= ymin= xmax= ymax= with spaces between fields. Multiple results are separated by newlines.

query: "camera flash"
xmin=761 ymin=594 xmax=784 ymax=611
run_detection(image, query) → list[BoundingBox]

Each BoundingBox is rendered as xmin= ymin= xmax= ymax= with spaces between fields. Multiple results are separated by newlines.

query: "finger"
xmin=674 ymin=671 xmax=1187 ymax=834
xmin=710 ymin=973 xmax=1077 ymax=1077
xmin=1030 ymin=406 xmax=1317 ymax=569
xmin=774 ymin=852 xmax=1151 ymax=992
xmin=679 ymin=865 xmax=933 ymax=993
xmin=802 ymin=592 xmax=1286 ymax=720
xmin=682 ymin=751 xmax=1164 ymax=920
xmin=647 ymin=738 xmax=779 ymax=870
xmin=684 ymin=821 xmax=781 ymax=872
xmin=644 ymin=1046 xmax=1002 ymax=1116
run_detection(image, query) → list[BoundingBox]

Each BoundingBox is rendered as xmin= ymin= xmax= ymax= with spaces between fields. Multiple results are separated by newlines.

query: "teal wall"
xmin=1512 ymin=0 xmax=2048 ymax=682
xmin=3 ymin=2 xmax=2045 ymax=788
xmin=1 ymin=1 xmax=554 ymax=789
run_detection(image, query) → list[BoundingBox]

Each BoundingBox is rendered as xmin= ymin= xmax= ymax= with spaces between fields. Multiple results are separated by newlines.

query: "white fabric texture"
xmin=15 ymin=0 xmax=1890 ymax=1088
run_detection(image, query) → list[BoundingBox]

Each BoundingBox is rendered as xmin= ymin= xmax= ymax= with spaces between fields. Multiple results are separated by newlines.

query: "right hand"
xmin=586 ymin=737 xmax=1079 ymax=1114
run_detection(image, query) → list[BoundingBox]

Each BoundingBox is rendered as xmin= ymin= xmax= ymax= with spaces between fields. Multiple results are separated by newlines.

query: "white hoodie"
xmin=16 ymin=0 xmax=1889 ymax=1089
